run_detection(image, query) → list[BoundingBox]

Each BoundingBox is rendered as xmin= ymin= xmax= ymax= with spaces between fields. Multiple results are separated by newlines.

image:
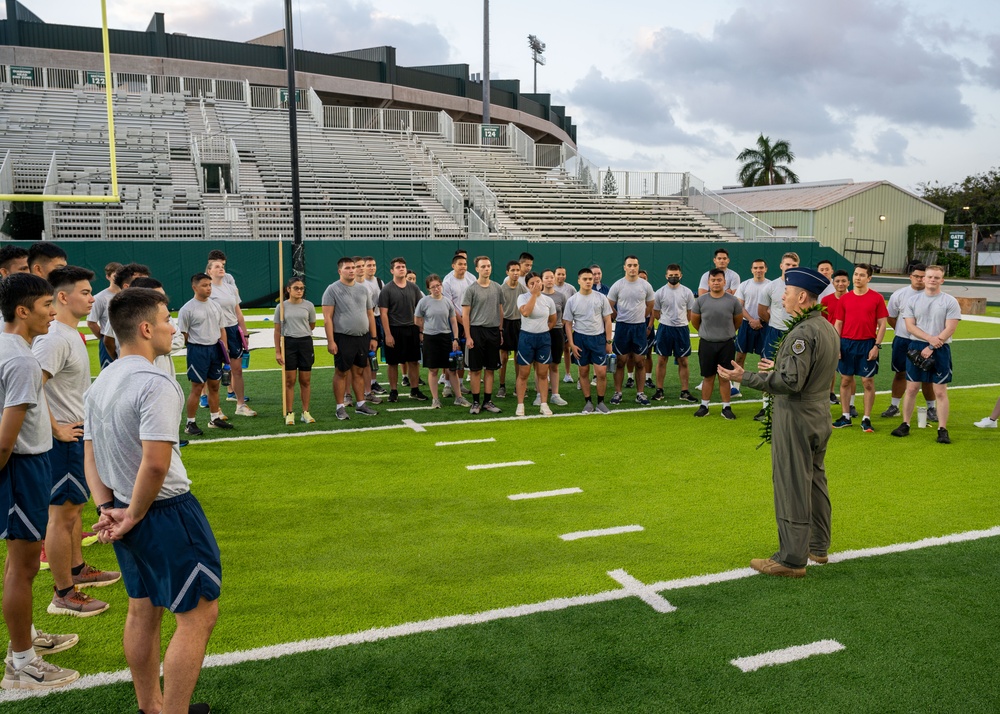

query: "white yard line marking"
xmin=386 ymin=406 xmax=437 ymax=412
xmin=560 ymin=525 xmax=644 ymax=541
xmin=4 ymin=525 xmax=999 ymax=703
xmin=466 ymin=460 xmax=534 ymax=471
xmin=607 ymin=569 xmax=676 ymax=613
xmin=436 ymin=438 xmax=497 ymax=447
xmin=508 ymin=487 xmax=582 ymax=501
xmin=731 ymin=640 xmax=845 ymax=673
xmin=402 ymin=419 xmax=427 ymax=433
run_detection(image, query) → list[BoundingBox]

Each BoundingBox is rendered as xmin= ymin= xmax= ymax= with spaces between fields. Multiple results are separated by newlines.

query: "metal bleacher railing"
xmin=1 ymin=61 xmax=772 ymax=241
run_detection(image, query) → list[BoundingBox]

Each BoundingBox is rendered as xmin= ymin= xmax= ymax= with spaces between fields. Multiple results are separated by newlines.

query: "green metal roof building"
xmin=716 ymin=180 xmax=945 ymax=273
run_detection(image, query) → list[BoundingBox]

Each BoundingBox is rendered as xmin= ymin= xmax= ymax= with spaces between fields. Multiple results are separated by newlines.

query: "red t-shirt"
xmin=820 ymin=294 xmax=841 ymax=325
xmin=834 ymin=289 xmax=888 ymax=340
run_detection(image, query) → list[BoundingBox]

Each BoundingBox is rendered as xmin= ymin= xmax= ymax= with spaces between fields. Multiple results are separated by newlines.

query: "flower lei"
xmin=758 ymin=303 xmax=828 ymax=448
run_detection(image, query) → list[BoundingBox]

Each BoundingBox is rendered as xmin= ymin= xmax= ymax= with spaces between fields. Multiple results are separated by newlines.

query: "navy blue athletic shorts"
xmin=1 ymin=452 xmax=51 ymax=541
xmin=613 ymin=321 xmax=648 ymax=357
xmin=49 ymin=438 xmax=89 ymax=506
xmin=574 ymin=333 xmax=608 ymax=367
xmin=516 ymin=330 xmax=552 ymax=365
xmin=735 ymin=320 xmax=766 ymax=356
xmin=839 ymin=337 xmax=879 ymax=378
xmin=186 ymin=342 xmax=224 ymax=384
xmin=905 ymin=341 xmax=952 ymax=384
xmin=655 ymin=325 xmax=692 ymax=359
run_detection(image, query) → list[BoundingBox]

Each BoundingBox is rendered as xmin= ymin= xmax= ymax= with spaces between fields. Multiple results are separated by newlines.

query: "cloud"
xmin=866 ymin=128 xmax=909 ymax=166
xmin=566 ymin=68 xmax=716 ymax=149
xmin=635 ymin=0 xmax=974 ymax=156
xmin=973 ymin=34 xmax=1000 ymax=89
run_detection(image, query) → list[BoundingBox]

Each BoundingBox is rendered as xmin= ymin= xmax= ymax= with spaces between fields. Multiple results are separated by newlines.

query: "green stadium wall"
xmin=6 ymin=241 xmax=846 ymax=311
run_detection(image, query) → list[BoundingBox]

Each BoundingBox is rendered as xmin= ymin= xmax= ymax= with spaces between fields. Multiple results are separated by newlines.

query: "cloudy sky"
xmin=15 ymin=0 xmax=1000 ymax=191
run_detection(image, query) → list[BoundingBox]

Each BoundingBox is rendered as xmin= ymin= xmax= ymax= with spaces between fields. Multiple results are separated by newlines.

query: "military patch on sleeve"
xmin=791 ymin=338 xmax=806 ymax=355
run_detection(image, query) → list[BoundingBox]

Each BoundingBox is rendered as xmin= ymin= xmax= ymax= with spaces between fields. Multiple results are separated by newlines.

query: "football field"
xmin=1 ymin=317 xmax=999 ymax=711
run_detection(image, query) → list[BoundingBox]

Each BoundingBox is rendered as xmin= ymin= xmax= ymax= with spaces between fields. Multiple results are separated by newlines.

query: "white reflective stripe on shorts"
xmin=50 ymin=473 xmax=88 ymax=499
xmin=6 ymin=505 xmax=42 ymax=540
xmin=170 ymin=563 xmax=222 ymax=612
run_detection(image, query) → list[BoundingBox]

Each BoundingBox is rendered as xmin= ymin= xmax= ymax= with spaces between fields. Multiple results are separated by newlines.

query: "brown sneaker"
xmin=808 ymin=552 xmax=829 ymax=564
xmin=1 ymin=655 xmax=79 ymax=690
xmin=47 ymin=588 xmax=110 ymax=618
xmin=72 ymin=563 xmax=121 ymax=589
xmin=750 ymin=558 xmax=806 ymax=578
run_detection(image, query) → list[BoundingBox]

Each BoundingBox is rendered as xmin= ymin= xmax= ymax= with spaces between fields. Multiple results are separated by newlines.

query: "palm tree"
xmin=737 ymin=134 xmax=800 ymax=187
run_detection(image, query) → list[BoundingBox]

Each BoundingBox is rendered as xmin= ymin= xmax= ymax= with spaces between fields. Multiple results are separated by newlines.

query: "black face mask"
xmin=667 ymin=276 xmax=681 ymax=285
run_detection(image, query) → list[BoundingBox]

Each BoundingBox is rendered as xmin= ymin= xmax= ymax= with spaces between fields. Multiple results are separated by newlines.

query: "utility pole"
xmin=528 ymin=34 xmax=546 ymax=94
xmin=482 ymin=0 xmax=490 ymax=127
xmin=284 ymin=0 xmax=305 ymax=276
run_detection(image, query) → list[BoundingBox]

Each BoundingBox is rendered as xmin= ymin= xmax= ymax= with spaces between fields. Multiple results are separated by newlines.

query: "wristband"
xmin=97 ymin=501 xmax=114 ymax=515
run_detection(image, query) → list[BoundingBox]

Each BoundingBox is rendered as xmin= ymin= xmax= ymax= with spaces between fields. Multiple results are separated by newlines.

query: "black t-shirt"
xmin=378 ymin=281 xmax=423 ymax=327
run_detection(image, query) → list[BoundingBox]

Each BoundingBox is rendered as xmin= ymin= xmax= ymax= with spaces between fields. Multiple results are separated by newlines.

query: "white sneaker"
xmin=539 ymin=403 xmax=553 ymax=416
xmin=550 ymin=394 xmax=567 ymax=406
xmin=235 ymin=403 xmax=257 ymax=417
xmin=562 ymin=374 xmax=573 ymax=383
xmin=431 ymin=398 xmax=442 ymax=409
xmin=300 ymin=411 xmax=316 ymax=424
xmin=438 ymin=374 xmax=447 ymax=384
xmin=974 ymin=416 xmax=998 ymax=429
xmin=284 ymin=412 xmax=295 ymax=426
xmin=515 ymin=403 xmax=525 ymax=416
xmin=442 ymin=384 xmax=454 ymax=398
xmin=532 ymin=393 xmax=541 ymax=407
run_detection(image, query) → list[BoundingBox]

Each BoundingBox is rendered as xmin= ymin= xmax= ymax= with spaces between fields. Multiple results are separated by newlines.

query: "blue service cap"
xmin=784 ymin=266 xmax=830 ymax=296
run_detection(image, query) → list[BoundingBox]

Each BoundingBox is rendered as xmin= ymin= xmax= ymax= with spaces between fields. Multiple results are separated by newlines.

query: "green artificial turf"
xmin=7 ymin=536 xmax=1000 ymax=713
xmin=4 ymin=386 xmax=999 ymax=685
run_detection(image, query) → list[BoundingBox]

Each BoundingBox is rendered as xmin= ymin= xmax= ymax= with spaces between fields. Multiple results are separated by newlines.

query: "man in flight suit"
xmin=718 ymin=267 xmax=839 ymax=578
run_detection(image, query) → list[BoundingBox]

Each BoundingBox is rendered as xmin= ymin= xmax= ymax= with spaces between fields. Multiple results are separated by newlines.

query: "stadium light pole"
xmin=528 ymin=34 xmax=546 ymax=94
xmin=482 ymin=0 xmax=490 ymax=127
xmin=284 ymin=0 xmax=305 ymax=277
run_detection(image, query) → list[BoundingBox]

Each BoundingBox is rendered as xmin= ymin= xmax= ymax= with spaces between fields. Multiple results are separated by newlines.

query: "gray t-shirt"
xmin=518 ymin=292 xmax=556 ymax=333
xmin=33 ymin=320 xmax=90 ymax=425
xmin=698 ymin=268 xmax=741 ymax=293
xmin=360 ymin=277 xmax=383 ymax=317
xmin=177 ymin=297 xmax=225 ymax=346
xmin=462 ymin=281 xmax=504 ymax=328
xmin=414 ymin=295 xmax=456 ymax=336
xmin=322 ymin=281 xmax=373 ymax=337
xmin=378 ymin=281 xmax=424 ymax=328
xmin=734 ymin=278 xmax=771 ymax=321
xmin=87 ymin=287 xmax=115 ymax=334
xmin=887 ymin=286 xmax=922 ymax=340
xmin=274 ymin=300 xmax=316 ymax=339
xmin=564 ymin=291 xmax=613 ymax=336
xmin=442 ymin=272 xmax=476 ymax=315
xmin=692 ymin=293 xmax=742 ymax=342
xmin=84 ymin=355 xmax=189 ymax=503
xmin=500 ymin=281 xmax=528 ymax=322
xmin=608 ymin=278 xmax=655 ymax=324
xmin=153 ymin=316 xmax=185 ymax=378
xmin=209 ymin=280 xmax=241 ymax=328
xmin=653 ymin=284 xmax=696 ymax=327
xmin=0 ymin=333 xmax=51 ymax=454
xmin=554 ymin=282 xmax=577 ymax=300
xmin=759 ymin=278 xmax=790 ymax=330
xmin=901 ymin=291 xmax=962 ymax=343
xmin=544 ymin=289 xmax=567 ymax=324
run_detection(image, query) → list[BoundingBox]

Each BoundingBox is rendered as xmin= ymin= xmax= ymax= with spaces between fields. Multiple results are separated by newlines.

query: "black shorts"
xmin=334 ymin=333 xmax=369 ymax=373
xmin=469 ymin=325 xmax=501 ymax=371
xmin=283 ymin=335 xmax=315 ymax=372
xmin=385 ymin=324 xmax=422 ymax=365
xmin=422 ymin=333 xmax=453 ymax=370
xmin=548 ymin=328 xmax=565 ymax=364
xmin=698 ymin=338 xmax=737 ymax=378
xmin=501 ymin=320 xmax=521 ymax=353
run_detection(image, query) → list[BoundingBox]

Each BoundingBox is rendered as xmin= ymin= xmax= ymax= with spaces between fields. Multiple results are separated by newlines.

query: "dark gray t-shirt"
xmin=274 ymin=300 xmax=316 ymax=339
xmin=322 ymin=281 xmax=373 ymax=337
xmin=462 ymin=281 xmax=504 ymax=327
xmin=544 ymin=290 xmax=567 ymax=324
xmin=414 ymin=295 xmax=457 ymax=336
xmin=378 ymin=281 xmax=424 ymax=328
xmin=692 ymin=293 xmax=742 ymax=341
xmin=500 ymin=281 xmax=528 ymax=322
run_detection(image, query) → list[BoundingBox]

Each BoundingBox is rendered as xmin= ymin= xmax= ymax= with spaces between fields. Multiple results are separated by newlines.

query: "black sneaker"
xmin=928 ymin=407 xmax=939 ymax=423
xmin=418 ymin=377 xmax=427 ymax=386
xmin=721 ymin=406 xmax=736 ymax=420
xmin=370 ymin=383 xmax=387 ymax=395
xmin=849 ymin=405 xmax=859 ymax=419
xmin=402 ymin=376 xmax=411 ymax=387
xmin=753 ymin=408 xmax=767 ymax=422
xmin=830 ymin=393 xmax=840 ymax=405
xmin=644 ymin=377 xmax=655 ymax=390
xmin=207 ymin=418 xmax=234 ymax=430
xmin=679 ymin=390 xmax=698 ymax=403
xmin=625 ymin=377 xmax=635 ymax=389
xmin=184 ymin=422 xmax=204 ymax=436
xmin=861 ymin=418 xmax=874 ymax=433
xmin=881 ymin=405 xmax=900 ymax=418
xmin=388 ymin=390 xmax=399 ymax=403
xmin=652 ymin=388 xmax=665 ymax=401
xmin=693 ymin=405 xmax=709 ymax=417
xmin=937 ymin=427 xmax=951 ymax=444
xmin=410 ymin=390 xmax=429 ymax=402
xmin=832 ymin=416 xmax=853 ymax=428
xmin=890 ymin=423 xmax=910 ymax=437
xmin=179 ymin=440 xmax=189 ymax=447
